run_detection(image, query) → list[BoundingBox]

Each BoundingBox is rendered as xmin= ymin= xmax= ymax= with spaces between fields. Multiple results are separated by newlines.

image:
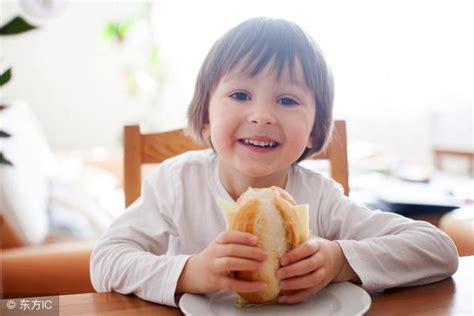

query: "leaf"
xmin=103 ymin=22 xmax=123 ymax=41
xmin=0 ymin=16 xmax=37 ymax=35
xmin=103 ymin=23 xmax=118 ymax=38
xmin=0 ymin=152 xmax=13 ymax=166
xmin=0 ymin=130 xmax=11 ymax=138
xmin=0 ymin=68 xmax=12 ymax=86
xmin=103 ymin=20 xmax=133 ymax=42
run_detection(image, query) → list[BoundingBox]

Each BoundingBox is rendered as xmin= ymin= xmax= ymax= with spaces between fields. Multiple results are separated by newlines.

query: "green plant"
xmin=0 ymin=16 xmax=37 ymax=166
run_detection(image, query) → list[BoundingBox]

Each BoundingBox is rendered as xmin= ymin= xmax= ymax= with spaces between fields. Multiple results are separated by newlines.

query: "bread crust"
xmin=232 ymin=199 xmax=260 ymax=235
xmin=274 ymin=195 xmax=300 ymax=248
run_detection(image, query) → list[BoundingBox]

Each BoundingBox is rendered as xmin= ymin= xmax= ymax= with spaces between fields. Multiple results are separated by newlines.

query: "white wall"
xmin=1 ymin=0 xmax=472 ymax=163
xmin=1 ymin=1 xmax=142 ymax=150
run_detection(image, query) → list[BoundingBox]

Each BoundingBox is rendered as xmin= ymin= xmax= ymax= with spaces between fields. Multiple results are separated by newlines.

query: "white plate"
xmin=179 ymin=282 xmax=371 ymax=316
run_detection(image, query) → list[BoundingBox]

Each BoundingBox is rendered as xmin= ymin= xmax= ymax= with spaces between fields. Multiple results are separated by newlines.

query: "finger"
xmin=216 ymin=244 xmax=268 ymax=261
xmin=216 ymin=231 xmax=257 ymax=245
xmin=215 ymin=257 xmax=264 ymax=272
xmin=278 ymin=287 xmax=318 ymax=304
xmin=279 ymin=267 xmax=327 ymax=291
xmin=220 ymin=276 xmax=267 ymax=293
xmin=281 ymin=238 xmax=319 ymax=266
xmin=277 ymin=254 xmax=322 ymax=280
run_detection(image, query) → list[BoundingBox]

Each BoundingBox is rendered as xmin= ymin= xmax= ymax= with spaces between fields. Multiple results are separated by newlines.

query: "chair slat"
xmin=141 ymin=130 xmax=207 ymax=163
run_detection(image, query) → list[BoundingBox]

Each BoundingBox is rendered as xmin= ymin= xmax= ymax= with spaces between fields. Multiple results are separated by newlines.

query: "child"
xmin=90 ymin=17 xmax=458 ymax=307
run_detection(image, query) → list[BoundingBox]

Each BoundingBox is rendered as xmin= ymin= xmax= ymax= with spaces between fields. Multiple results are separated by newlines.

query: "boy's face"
xmin=205 ymin=58 xmax=315 ymax=184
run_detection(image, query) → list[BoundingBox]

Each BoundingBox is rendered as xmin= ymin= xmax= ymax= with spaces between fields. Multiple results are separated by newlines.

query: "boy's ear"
xmin=202 ymin=123 xmax=210 ymax=136
xmin=306 ymin=135 xmax=313 ymax=149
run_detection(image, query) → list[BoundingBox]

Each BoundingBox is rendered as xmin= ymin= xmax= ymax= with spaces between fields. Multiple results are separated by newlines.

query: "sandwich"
xmin=217 ymin=186 xmax=310 ymax=306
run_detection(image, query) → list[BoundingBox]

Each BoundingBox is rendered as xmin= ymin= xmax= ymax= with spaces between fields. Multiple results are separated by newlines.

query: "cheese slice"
xmin=217 ymin=196 xmax=310 ymax=241
xmin=293 ymin=204 xmax=310 ymax=243
xmin=216 ymin=196 xmax=239 ymax=230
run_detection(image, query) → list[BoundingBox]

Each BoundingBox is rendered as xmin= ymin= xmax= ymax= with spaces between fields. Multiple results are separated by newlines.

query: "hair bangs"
xmin=213 ymin=18 xmax=316 ymax=89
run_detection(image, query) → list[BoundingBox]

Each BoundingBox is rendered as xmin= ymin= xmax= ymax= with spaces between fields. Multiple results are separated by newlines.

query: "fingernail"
xmin=259 ymin=283 xmax=267 ymax=290
xmin=280 ymin=258 xmax=288 ymax=266
xmin=250 ymin=236 xmax=257 ymax=243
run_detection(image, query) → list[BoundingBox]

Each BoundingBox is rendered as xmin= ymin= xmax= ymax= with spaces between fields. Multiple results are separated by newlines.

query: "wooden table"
xmin=366 ymin=256 xmax=473 ymax=315
xmin=9 ymin=256 xmax=474 ymax=315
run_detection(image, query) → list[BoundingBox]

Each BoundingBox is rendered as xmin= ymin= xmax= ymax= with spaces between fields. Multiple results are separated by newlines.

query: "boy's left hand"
xmin=276 ymin=237 xmax=345 ymax=304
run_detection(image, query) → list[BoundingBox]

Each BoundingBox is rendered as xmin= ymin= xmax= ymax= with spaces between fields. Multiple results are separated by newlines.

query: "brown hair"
xmin=186 ymin=17 xmax=334 ymax=160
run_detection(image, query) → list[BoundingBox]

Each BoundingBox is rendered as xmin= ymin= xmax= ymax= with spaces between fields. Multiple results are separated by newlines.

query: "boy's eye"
xmin=229 ymin=91 xmax=251 ymax=101
xmin=278 ymin=97 xmax=299 ymax=106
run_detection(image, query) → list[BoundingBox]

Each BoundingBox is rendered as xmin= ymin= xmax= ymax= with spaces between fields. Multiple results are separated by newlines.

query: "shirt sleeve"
xmin=89 ymin=166 xmax=191 ymax=307
xmin=318 ymin=179 xmax=459 ymax=291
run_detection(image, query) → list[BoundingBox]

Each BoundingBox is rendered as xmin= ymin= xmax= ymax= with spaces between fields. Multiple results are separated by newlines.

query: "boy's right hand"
xmin=176 ymin=231 xmax=268 ymax=294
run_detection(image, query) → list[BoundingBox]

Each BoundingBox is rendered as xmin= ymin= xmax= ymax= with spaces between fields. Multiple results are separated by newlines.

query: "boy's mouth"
xmin=238 ymin=138 xmax=280 ymax=149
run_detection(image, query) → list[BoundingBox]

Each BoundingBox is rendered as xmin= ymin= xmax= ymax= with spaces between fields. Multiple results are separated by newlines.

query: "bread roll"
xmin=218 ymin=186 xmax=310 ymax=305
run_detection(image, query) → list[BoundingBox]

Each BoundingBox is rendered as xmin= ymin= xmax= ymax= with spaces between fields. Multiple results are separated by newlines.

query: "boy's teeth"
xmin=243 ymin=139 xmax=276 ymax=147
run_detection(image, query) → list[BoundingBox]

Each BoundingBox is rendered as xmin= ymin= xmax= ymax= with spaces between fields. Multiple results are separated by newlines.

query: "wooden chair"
xmin=433 ymin=147 xmax=474 ymax=175
xmin=124 ymin=120 xmax=349 ymax=207
xmin=310 ymin=120 xmax=349 ymax=196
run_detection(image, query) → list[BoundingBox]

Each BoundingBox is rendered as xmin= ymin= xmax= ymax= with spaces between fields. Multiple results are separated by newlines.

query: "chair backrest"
xmin=124 ymin=120 xmax=349 ymax=207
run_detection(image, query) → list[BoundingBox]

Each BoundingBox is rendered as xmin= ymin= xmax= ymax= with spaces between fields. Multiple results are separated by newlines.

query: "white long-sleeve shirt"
xmin=90 ymin=149 xmax=458 ymax=307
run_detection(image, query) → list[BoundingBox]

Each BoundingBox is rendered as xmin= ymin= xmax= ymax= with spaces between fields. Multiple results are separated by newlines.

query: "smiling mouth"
xmin=238 ymin=138 xmax=280 ymax=148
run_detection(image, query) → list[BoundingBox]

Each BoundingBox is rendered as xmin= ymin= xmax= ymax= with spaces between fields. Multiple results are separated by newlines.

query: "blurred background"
xmin=0 ymin=0 xmax=472 ymax=245
xmin=1 ymin=0 xmax=472 ymax=156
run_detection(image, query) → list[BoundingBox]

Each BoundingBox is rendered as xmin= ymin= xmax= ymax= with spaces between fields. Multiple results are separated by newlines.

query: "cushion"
xmin=0 ymin=102 xmax=55 ymax=245
xmin=47 ymin=161 xmax=124 ymax=238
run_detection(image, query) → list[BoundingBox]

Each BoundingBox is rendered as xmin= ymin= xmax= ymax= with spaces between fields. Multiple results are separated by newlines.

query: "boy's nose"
xmin=248 ymin=103 xmax=276 ymax=125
